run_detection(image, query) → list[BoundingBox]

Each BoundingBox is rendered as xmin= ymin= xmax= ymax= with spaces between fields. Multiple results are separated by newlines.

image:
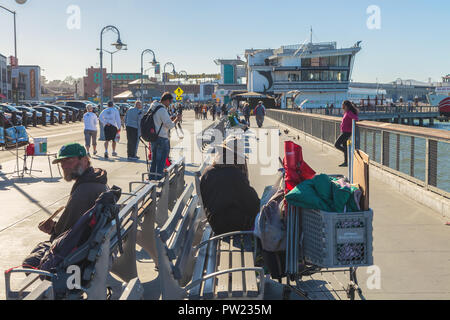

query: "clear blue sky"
xmin=1 ymin=0 xmax=449 ymax=83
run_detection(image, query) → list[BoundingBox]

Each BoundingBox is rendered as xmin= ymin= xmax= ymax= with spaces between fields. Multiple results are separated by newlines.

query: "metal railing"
xmin=267 ymin=109 xmax=450 ymax=198
xmin=292 ymin=106 xmax=440 ymax=117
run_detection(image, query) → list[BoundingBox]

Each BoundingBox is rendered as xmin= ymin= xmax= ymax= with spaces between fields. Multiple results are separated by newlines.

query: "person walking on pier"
xmin=83 ymin=104 xmax=98 ymax=157
xmin=334 ymin=100 xmax=359 ymax=167
xmin=254 ymin=101 xmax=266 ymax=128
xmin=125 ymin=100 xmax=143 ymax=160
xmin=99 ymin=101 xmax=121 ymax=159
xmin=243 ymin=102 xmax=251 ymax=126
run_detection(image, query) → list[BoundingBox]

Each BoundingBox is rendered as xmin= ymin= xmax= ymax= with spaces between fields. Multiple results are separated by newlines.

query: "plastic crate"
xmin=301 ymin=208 xmax=373 ymax=268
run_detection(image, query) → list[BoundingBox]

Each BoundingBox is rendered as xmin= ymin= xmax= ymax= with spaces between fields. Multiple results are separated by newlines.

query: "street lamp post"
xmin=99 ymin=25 xmax=126 ymax=113
xmin=140 ymin=49 xmax=157 ymax=103
xmin=178 ymin=70 xmax=188 ymax=84
xmin=1 ymin=5 xmax=18 ymax=103
xmin=99 ymin=25 xmax=126 ymax=141
xmin=98 ymin=47 xmax=128 ymax=102
xmin=163 ymin=62 xmax=176 ymax=93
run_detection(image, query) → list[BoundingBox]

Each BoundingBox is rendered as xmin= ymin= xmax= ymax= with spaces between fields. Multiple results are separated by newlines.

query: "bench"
xmin=197 ymin=118 xmax=226 ymax=152
xmin=155 ymin=183 xmax=265 ymax=300
xmin=194 ymin=155 xmax=211 ymax=219
xmin=5 ymin=184 xmax=157 ymax=300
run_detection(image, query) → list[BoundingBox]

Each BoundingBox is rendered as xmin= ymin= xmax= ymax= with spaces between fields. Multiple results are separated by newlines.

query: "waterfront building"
xmin=245 ymin=40 xmax=362 ymax=109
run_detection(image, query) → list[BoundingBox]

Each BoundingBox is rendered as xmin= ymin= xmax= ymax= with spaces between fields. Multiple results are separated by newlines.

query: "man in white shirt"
xmin=99 ymin=101 xmax=121 ymax=159
xmin=148 ymin=92 xmax=179 ymax=180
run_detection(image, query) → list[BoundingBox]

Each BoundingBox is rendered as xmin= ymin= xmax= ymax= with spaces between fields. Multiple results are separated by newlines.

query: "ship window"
xmin=320 ymin=57 xmax=329 ymax=67
xmin=302 ymin=58 xmax=311 ymax=67
xmin=339 ymin=55 xmax=351 ymax=67
xmin=311 ymin=57 xmax=320 ymax=67
xmin=329 ymin=56 xmax=339 ymax=66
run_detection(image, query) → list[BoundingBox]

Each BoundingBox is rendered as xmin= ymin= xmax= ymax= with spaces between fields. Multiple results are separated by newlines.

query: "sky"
xmin=1 ymin=0 xmax=449 ymax=83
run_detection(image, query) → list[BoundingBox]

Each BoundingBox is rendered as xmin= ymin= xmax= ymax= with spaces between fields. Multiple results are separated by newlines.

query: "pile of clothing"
xmin=285 ymin=173 xmax=362 ymax=213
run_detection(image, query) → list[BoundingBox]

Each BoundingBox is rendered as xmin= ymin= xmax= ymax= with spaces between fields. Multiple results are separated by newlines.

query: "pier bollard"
xmin=12 ymin=111 xmax=17 ymax=126
xmin=22 ymin=110 xmax=28 ymax=128
xmin=50 ymin=110 xmax=55 ymax=125
xmin=42 ymin=109 xmax=47 ymax=126
xmin=66 ymin=110 xmax=70 ymax=123
xmin=58 ymin=111 xmax=63 ymax=124
xmin=32 ymin=111 xmax=37 ymax=127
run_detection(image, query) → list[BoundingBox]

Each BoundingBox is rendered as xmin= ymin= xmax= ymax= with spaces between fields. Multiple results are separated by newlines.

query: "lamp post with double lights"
xmin=177 ymin=70 xmax=188 ymax=84
xmin=98 ymin=25 xmax=126 ymax=141
xmin=140 ymin=49 xmax=157 ymax=103
xmin=163 ymin=62 xmax=176 ymax=93
xmin=97 ymin=47 xmax=128 ymax=102
xmin=1 ymin=4 xmax=19 ymax=103
xmin=99 ymin=25 xmax=126 ymax=113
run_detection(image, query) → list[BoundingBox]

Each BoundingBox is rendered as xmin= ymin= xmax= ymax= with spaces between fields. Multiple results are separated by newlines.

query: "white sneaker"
xmin=112 ymin=151 xmax=118 ymax=156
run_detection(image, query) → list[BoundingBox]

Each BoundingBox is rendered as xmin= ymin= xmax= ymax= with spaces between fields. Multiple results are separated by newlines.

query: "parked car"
xmin=31 ymin=106 xmax=58 ymax=123
xmin=41 ymin=104 xmax=68 ymax=120
xmin=61 ymin=100 xmax=92 ymax=113
xmin=0 ymin=104 xmax=23 ymax=125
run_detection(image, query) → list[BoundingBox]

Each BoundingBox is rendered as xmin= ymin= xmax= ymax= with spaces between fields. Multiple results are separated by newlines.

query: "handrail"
xmin=272 ymin=109 xmax=450 ymax=142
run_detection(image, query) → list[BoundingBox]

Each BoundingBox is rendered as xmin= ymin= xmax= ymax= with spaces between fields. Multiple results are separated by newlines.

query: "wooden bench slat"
xmin=23 ymin=280 xmax=53 ymax=300
xmin=243 ymin=235 xmax=259 ymax=297
xmin=173 ymin=207 xmax=202 ymax=280
xmin=169 ymin=196 xmax=199 ymax=259
xmin=188 ymin=226 xmax=213 ymax=299
xmin=231 ymin=235 xmax=244 ymax=297
xmin=202 ymin=236 xmax=218 ymax=299
xmin=216 ymin=237 xmax=231 ymax=298
xmin=159 ymin=184 xmax=194 ymax=242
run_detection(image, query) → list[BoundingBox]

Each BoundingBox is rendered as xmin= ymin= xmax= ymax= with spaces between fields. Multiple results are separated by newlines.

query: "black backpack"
xmin=140 ymin=105 xmax=164 ymax=142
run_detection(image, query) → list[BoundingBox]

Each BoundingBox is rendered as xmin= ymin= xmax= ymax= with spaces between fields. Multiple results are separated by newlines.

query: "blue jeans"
xmin=149 ymin=137 xmax=170 ymax=180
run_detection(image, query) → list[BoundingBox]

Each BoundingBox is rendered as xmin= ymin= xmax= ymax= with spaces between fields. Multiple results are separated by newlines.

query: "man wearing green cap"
xmin=22 ymin=143 xmax=108 ymax=269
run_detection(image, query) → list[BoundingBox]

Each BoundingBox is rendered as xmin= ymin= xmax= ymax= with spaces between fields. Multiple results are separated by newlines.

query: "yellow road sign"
xmin=174 ymin=87 xmax=184 ymax=96
xmin=176 ymin=96 xmax=183 ymax=101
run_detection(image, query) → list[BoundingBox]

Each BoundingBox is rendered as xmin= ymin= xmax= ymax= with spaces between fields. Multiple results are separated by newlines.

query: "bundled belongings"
xmin=285 ymin=174 xmax=362 ymax=213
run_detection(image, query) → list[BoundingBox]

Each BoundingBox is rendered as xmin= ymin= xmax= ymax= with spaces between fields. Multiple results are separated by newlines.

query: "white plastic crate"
xmin=301 ymin=208 xmax=374 ymax=268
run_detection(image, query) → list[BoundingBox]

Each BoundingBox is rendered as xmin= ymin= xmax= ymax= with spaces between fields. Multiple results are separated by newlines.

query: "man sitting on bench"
xmin=22 ymin=143 xmax=108 ymax=269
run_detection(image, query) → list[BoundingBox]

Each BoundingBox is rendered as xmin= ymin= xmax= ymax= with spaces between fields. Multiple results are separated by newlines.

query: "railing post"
xmin=50 ymin=110 xmax=54 ymax=125
xmin=58 ymin=111 xmax=62 ymax=124
xmin=426 ymin=139 xmax=438 ymax=188
xmin=66 ymin=110 xmax=70 ymax=123
xmin=410 ymin=136 xmax=415 ymax=177
xmin=382 ymin=130 xmax=389 ymax=166
xmin=396 ymin=134 xmax=400 ymax=171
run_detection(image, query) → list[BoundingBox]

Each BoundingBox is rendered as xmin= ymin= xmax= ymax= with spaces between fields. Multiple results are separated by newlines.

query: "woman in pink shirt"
xmin=334 ymin=100 xmax=359 ymax=167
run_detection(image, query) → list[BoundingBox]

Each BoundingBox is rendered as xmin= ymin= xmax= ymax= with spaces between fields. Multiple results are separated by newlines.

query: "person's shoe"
xmin=87 ymin=152 xmax=91 ymax=157
xmin=112 ymin=151 xmax=118 ymax=156
xmin=128 ymin=156 xmax=138 ymax=161
xmin=339 ymin=162 xmax=348 ymax=167
xmin=93 ymin=150 xmax=97 ymax=155
xmin=104 ymin=152 xmax=109 ymax=159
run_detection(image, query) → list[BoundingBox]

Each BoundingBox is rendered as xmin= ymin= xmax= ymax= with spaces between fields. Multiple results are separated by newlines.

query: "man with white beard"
xmin=22 ymin=143 xmax=108 ymax=269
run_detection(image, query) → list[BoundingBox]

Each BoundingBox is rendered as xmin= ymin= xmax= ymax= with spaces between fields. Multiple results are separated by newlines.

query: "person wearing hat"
xmin=242 ymin=102 xmax=251 ymax=126
xmin=199 ymin=136 xmax=260 ymax=235
xmin=22 ymin=143 xmax=108 ymax=269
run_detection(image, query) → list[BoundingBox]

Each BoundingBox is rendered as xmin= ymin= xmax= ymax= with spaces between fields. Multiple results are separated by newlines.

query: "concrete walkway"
xmin=1 ymin=111 xmax=449 ymax=299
